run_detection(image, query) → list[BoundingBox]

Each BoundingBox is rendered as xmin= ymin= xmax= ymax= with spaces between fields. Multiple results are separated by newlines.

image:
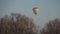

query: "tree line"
xmin=0 ymin=13 xmax=60 ymax=34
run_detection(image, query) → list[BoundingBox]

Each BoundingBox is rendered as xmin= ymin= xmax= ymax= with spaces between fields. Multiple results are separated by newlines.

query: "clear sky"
xmin=0 ymin=0 xmax=60 ymax=28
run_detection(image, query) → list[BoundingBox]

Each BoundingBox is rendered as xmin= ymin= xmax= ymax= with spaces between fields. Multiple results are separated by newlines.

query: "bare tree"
xmin=40 ymin=18 xmax=60 ymax=34
xmin=0 ymin=13 xmax=40 ymax=34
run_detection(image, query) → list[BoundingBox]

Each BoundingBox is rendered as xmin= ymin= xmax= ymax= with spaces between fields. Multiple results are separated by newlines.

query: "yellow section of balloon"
xmin=33 ymin=7 xmax=39 ymax=15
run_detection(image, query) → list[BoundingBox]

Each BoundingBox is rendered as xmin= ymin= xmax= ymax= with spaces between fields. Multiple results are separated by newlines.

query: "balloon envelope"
xmin=33 ymin=7 xmax=39 ymax=15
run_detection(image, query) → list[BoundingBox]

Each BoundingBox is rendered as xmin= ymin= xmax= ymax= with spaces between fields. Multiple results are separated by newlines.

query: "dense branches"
xmin=0 ymin=13 xmax=39 ymax=34
xmin=40 ymin=19 xmax=60 ymax=34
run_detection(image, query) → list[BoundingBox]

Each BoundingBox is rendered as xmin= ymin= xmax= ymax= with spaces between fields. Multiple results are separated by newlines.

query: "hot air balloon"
xmin=33 ymin=7 xmax=39 ymax=15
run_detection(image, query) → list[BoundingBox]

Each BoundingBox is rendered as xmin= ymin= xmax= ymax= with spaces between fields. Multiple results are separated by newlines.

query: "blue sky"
xmin=0 ymin=0 xmax=60 ymax=28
